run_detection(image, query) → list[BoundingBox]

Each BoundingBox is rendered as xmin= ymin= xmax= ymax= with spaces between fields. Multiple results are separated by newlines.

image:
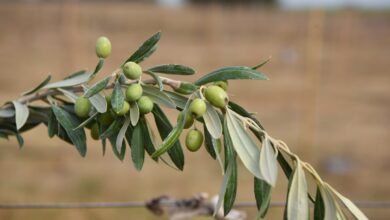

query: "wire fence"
xmin=1 ymin=200 xmax=390 ymax=209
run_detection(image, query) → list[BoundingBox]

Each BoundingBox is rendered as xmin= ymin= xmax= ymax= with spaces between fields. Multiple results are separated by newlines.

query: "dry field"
xmin=0 ymin=3 xmax=389 ymax=219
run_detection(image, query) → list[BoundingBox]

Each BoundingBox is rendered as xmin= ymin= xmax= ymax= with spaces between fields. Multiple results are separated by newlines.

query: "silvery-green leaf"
xmin=327 ymin=184 xmax=368 ymax=220
xmin=314 ymin=187 xmax=325 ymax=220
xmin=144 ymin=70 xmax=163 ymax=91
xmin=147 ymin=64 xmax=195 ymax=75
xmin=89 ymin=93 xmax=107 ymax=113
xmin=116 ymin=116 xmax=131 ymax=153
xmin=226 ymin=109 xmax=261 ymax=178
xmin=44 ymin=72 xmax=90 ymax=89
xmin=89 ymin=58 xmax=105 ymax=79
xmin=0 ymin=108 xmax=15 ymax=118
xmin=130 ymin=102 xmax=139 ymax=126
xmin=84 ymin=76 xmax=111 ymax=98
xmin=111 ymin=81 xmax=124 ymax=114
xmin=142 ymin=85 xmax=176 ymax=109
xmin=259 ymin=137 xmax=278 ymax=187
xmin=82 ymin=85 xmax=107 ymax=113
xmin=203 ymin=103 xmax=222 ymax=139
xmin=73 ymin=112 xmax=98 ymax=130
xmin=16 ymin=133 xmax=24 ymax=148
xmin=214 ymin=161 xmax=234 ymax=216
xmin=22 ymin=75 xmax=51 ymax=96
xmin=254 ymin=178 xmax=272 ymax=219
xmin=125 ymin=32 xmax=161 ymax=64
xmin=12 ymin=101 xmax=29 ymax=130
xmin=164 ymin=90 xmax=187 ymax=109
xmin=58 ymin=88 xmax=78 ymax=103
xmin=51 ymin=105 xmax=87 ymax=157
xmin=287 ymin=160 xmax=309 ymax=220
xmin=252 ymin=57 xmax=271 ymax=70
xmin=131 ymin=122 xmax=145 ymax=171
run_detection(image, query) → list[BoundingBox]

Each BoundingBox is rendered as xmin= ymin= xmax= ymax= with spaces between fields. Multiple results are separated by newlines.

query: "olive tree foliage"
xmin=0 ymin=32 xmax=367 ymax=220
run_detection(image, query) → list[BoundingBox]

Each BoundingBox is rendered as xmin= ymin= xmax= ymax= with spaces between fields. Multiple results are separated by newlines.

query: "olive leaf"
xmin=226 ymin=109 xmax=261 ymax=178
xmin=327 ymin=184 xmax=369 ymax=220
xmin=51 ymin=105 xmax=87 ymax=157
xmin=314 ymin=188 xmax=325 ymax=220
xmin=143 ymin=70 xmax=163 ymax=91
xmin=139 ymin=117 xmax=157 ymax=159
xmin=109 ymin=134 xmax=126 ymax=161
xmin=47 ymin=109 xmax=59 ymax=138
xmin=254 ymin=178 xmax=272 ymax=219
xmin=131 ymin=122 xmax=145 ymax=171
xmin=317 ymin=184 xmax=337 ymax=220
xmin=252 ymin=57 xmax=271 ymax=70
xmin=130 ymin=102 xmax=139 ymax=126
xmin=15 ymin=132 xmax=24 ymax=148
xmin=214 ymin=160 xmax=234 ymax=216
xmin=124 ymin=31 xmax=161 ymax=64
xmin=99 ymin=119 xmax=122 ymax=140
xmin=194 ymin=66 xmax=268 ymax=86
xmin=82 ymin=86 xmax=107 ymax=113
xmin=111 ymin=81 xmax=125 ymax=114
xmin=89 ymin=58 xmax=105 ymax=79
xmin=174 ymin=81 xmax=199 ymax=95
xmin=147 ymin=64 xmax=195 ymax=75
xmin=57 ymin=88 xmax=78 ymax=103
xmin=224 ymin=156 xmax=237 ymax=216
xmin=116 ymin=116 xmax=131 ymax=153
xmin=0 ymin=107 xmax=15 ymax=118
xmin=84 ymin=76 xmax=111 ymax=98
xmin=142 ymin=85 xmax=176 ymax=109
xmin=12 ymin=101 xmax=29 ymax=130
xmin=203 ymin=102 xmax=222 ymax=139
xmin=73 ymin=112 xmax=98 ymax=130
xmin=151 ymin=105 xmax=185 ymax=170
xmin=259 ymin=137 xmax=278 ymax=187
xmin=44 ymin=72 xmax=90 ymax=89
xmin=164 ymin=90 xmax=188 ymax=109
xmin=204 ymin=124 xmax=216 ymax=159
xmin=286 ymin=160 xmax=309 ymax=220
xmin=22 ymin=75 xmax=51 ymax=96
xmin=63 ymin=70 xmax=87 ymax=80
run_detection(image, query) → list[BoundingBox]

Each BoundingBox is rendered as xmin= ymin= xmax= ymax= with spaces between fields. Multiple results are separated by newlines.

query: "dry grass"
xmin=0 ymin=3 xmax=389 ymax=219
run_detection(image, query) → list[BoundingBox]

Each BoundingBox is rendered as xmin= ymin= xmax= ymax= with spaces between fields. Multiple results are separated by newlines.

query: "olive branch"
xmin=0 ymin=32 xmax=368 ymax=220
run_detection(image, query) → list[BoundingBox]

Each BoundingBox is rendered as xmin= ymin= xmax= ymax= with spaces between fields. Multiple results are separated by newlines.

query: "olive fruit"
xmin=74 ymin=97 xmax=91 ymax=118
xmin=95 ymin=36 xmax=112 ymax=59
xmin=184 ymin=114 xmax=194 ymax=129
xmin=126 ymin=84 xmax=143 ymax=102
xmin=137 ymin=96 xmax=154 ymax=114
xmin=115 ymin=101 xmax=130 ymax=116
xmin=90 ymin=123 xmax=100 ymax=140
xmin=204 ymin=85 xmax=228 ymax=108
xmin=189 ymin=98 xmax=206 ymax=118
xmin=214 ymin=80 xmax=228 ymax=91
xmin=185 ymin=129 xmax=204 ymax=152
xmin=98 ymin=112 xmax=114 ymax=126
xmin=105 ymin=94 xmax=112 ymax=108
xmin=123 ymin=62 xmax=142 ymax=80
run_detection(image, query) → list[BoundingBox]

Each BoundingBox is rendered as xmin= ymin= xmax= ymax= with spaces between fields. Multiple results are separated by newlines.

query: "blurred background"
xmin=0 ymin=0 xmax=389 ymax=219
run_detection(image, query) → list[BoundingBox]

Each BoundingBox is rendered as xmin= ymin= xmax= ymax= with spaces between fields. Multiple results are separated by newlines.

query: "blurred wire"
xmin=0 ymin=200 xmax=389 ymax=209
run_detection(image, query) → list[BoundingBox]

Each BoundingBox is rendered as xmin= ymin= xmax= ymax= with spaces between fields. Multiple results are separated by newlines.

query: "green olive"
xmin=137 ymin=96 xmax=154 ymax=114
xmin=204 ymin=85 xmax=228 ymax=108
xmin=105 ymin=94 xmax=112 ymax=109
xmin=90 ymin=123 xmax=100 ymax=140
xmin=185 ymin=129 xmax=204 ymax=152
xmin=214 ymin=80 xmax=228 ymax=91
xmin=123 ymin=62 xmax=142 ymax=80
xmin=95 ymin=36 xmax=112 ymax=59
xmin=189 ymin=98 xmax=206 ymax=118
xmin=126 ymin=84 xmax=143 ymax=102
xmin=115 ymin=101 xmax=130 ymax=116
xmin=74 ymin=97 xmax=92 ymax=118
xmin=98 ymin=111 xmax=114 ymax=126
xmin=183 ymin=113 xmax=194 ymax=129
